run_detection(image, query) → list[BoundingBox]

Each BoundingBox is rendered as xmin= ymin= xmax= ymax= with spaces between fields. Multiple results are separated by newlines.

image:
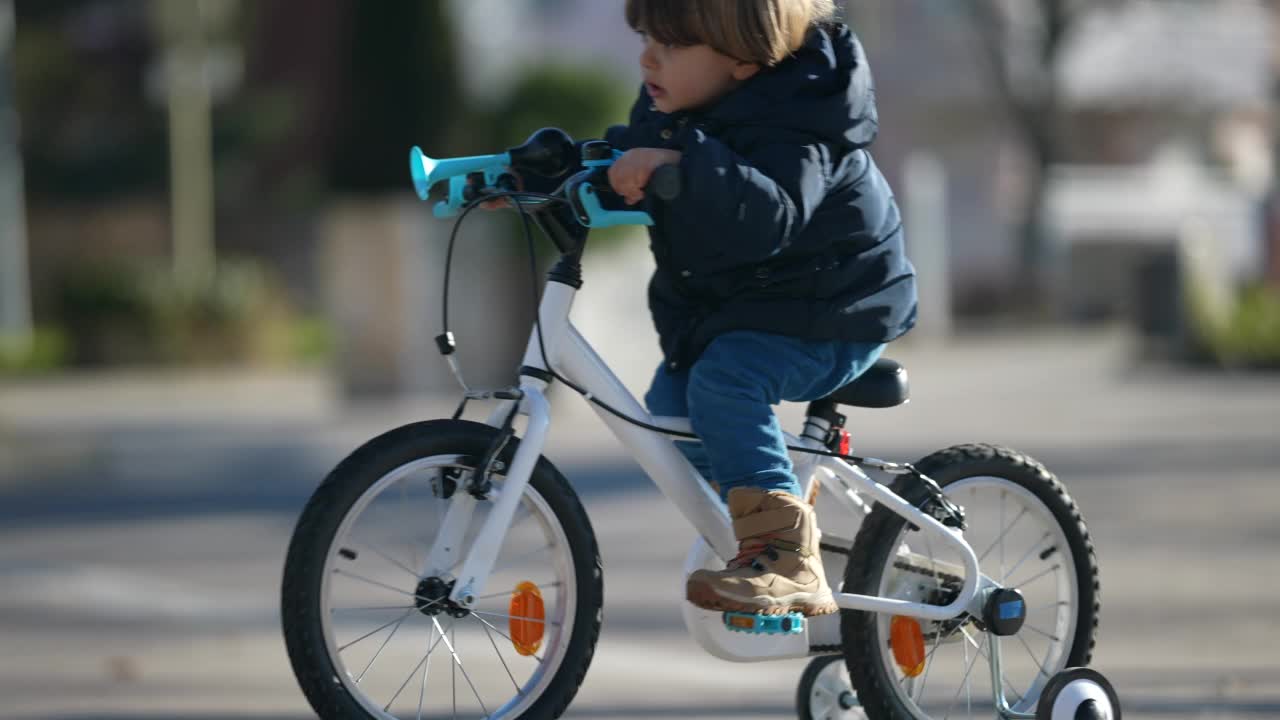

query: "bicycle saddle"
xmin=825 ymin=358 xmax=909 ymax=409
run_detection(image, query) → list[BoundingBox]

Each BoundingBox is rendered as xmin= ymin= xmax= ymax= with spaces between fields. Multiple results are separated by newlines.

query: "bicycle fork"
xmin=417 ymin=382 xmax=551 ymax=609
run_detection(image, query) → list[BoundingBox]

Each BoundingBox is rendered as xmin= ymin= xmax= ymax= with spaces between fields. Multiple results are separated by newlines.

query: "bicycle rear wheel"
xmin=282 ymin=420 xmax=602 ymax=720
xmin=842 ymin=444 xmax=1099 ymax=720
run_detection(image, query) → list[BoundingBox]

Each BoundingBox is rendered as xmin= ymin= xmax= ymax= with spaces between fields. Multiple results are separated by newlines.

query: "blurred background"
xmin=0 ymin=1 xmax=1277 ymax=718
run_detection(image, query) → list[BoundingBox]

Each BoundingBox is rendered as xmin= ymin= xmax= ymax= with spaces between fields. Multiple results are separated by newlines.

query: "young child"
xmin=605 ymin=0 xmax=918 ymax=618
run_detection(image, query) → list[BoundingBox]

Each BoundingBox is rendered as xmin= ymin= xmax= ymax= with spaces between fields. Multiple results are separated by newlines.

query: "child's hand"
xmin=608 ymin=149 xmax=682 ymax=205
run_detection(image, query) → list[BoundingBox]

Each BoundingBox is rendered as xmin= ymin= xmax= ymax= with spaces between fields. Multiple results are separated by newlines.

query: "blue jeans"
xmin=644 ymin=331 xmax=885 ymax=500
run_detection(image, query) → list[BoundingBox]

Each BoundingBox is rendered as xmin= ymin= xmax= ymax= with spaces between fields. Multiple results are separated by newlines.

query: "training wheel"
xmin=796 ymin=655 xmax=866 ymax=720
xmin=1036 ymin=667 xmax=1121 ymax=720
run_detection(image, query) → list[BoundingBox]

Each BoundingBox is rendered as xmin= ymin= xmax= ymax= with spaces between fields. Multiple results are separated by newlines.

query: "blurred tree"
xmin=0 ymin=0 xmax=31 ymax=348
xmin=150 ymin=0 xmax=236 ymax=285
xmin=328 ymin=0 xmax=463 ymax=194
xmin=483 ymin=63 xmax=632 ymax=149
xmin=12 ymin=1 xmax=167 ymax=199
xmin=958 ymin=0 xmax=1124 ymax=300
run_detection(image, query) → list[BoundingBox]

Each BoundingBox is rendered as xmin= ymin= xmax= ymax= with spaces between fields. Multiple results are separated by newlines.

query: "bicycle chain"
xmin=806 ymin=553 xmax=969 ymax=654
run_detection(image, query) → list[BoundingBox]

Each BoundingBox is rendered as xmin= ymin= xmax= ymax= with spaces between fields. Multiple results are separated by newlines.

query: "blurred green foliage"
xmin=0 ymin=328 xmax=71 ymax=375
xmin=482 ymin=63 xmax=633 ymax=150
xmin=50 ymin=258 xmax=332 ymax=369
xmin=1188 ymin=282 xmax=1280 ymax=369
xmin=13 ymin=1 xmax=170 ymax=200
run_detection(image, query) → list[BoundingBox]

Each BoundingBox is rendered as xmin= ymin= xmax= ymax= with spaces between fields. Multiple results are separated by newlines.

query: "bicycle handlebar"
xmin=408 ymin=128 xmax=681 ymax=227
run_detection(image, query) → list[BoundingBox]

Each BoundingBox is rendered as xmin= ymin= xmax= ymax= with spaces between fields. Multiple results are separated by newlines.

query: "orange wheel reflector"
xmin=890 ymin=616 xmax=927 ymax=678
xmin=509 ymin=581 xmax=546 ymax=657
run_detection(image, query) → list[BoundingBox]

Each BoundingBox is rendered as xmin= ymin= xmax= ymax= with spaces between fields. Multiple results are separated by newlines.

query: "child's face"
xmin=638 ymin=34 xmax=760 ymax=114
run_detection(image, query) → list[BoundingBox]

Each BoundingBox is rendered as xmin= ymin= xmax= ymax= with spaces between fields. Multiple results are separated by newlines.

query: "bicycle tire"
xmin=281 ymin=419 xmax=603 ymax=720
xmin=841 ymin=444 xmax=1099 ymax=720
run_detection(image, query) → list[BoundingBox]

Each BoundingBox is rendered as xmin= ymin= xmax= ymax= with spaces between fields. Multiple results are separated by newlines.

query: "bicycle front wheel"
xmin=842 ymin=444 xmax=1099 ymax=720
xmin=282 ymin=420 xmax=602 ymax=720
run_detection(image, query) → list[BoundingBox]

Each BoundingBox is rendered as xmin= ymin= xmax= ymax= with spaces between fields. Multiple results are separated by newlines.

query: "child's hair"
xmin=626 ymin=0 xmax=837 ymax=66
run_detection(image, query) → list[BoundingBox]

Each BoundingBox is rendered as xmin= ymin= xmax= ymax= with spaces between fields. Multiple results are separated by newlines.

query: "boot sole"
xmin=686 ymin=578 xmax=839 ymax=618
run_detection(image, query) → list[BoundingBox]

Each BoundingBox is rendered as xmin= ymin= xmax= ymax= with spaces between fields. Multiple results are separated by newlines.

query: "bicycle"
xmin=281 ymin=129 xmax=1121 ymax=720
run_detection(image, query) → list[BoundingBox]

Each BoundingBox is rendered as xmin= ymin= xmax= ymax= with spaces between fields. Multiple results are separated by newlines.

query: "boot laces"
xmin=728 ymin=535 xmax=783 ymax=571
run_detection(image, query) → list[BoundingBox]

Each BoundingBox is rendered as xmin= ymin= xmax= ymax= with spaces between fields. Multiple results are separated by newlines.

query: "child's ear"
xmin=732 ymin=62 xmax=761 ymax=81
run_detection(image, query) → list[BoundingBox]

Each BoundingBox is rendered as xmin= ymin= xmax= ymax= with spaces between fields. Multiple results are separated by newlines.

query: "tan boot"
xmin=686 ymin=487 xmax=838 ymax=617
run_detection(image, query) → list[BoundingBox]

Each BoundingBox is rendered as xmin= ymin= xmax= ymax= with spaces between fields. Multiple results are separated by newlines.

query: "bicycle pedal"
xmin=722 ymin=611 xmax=805 ymax=635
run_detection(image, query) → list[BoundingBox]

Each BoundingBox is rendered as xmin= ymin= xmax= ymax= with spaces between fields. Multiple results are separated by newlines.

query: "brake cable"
xmin=434 ymin=183 xmax=964 ymax=529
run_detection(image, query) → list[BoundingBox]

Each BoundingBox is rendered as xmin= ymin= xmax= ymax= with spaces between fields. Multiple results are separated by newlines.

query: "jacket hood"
xmin=699 ymin=23 xmax=878 ymax=150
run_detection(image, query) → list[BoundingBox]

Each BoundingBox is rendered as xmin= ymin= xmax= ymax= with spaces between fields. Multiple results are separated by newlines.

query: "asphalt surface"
xmin=1 ymin=328 xmax=1278 ymax=719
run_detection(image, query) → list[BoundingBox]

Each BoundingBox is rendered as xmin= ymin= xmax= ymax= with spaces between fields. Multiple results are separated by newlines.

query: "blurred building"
xmin=1046 ymin=0 xmax=1274 ymax=334
xmin=7 ymin=0 xmax=1277 ymax=379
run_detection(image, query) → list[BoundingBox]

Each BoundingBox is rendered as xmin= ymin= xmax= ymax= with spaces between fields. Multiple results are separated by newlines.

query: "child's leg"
xmin=642 ymin=362 xmax=714 ymax=482
xmin=685 ymin=332 xmax=883 ymax=500
xmin=683 ymin=331 xmax=885 ymax=617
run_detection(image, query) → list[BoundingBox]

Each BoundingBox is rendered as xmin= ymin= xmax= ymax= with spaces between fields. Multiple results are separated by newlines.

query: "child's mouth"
xmin=646 ymin=82 xmax=666 ymax=98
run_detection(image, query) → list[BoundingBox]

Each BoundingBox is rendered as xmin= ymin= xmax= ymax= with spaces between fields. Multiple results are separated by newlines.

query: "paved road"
xmin=1 ymin=329 xmax=1277 ymax=719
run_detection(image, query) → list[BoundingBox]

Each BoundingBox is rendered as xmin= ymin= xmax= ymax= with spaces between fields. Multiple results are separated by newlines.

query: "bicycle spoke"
xmin=1014 ymin=631 xmax=1051 ymax=680
xmin=471 ymin=609 xmax=561 ymax=627
xmin=434 ymin=617 xmax=490 ymax=719
xmin=941 ymin=634 xmax=986 ymax=720
xmin=307 ymin=453 xmax=581 ymax=720
xmin=386 ymin=620 xmax=450 ymax=712
xmin=959 ymin=628 xmax=1024 ymax=705
xmin=964 ymin=629 xmax=972 ymax=720
xmin=478 ymin=610 xmax=523 ymax=694
xmin=443 ymin=505 xmax=536 ymax=577
xmin=451 ymin=623 xmax=457 ymax=719
xmin=417 ymin=621 xmax=437 ymax=720
xmin=356 ymin=609 xmax=413 ymax=682
xmin=489 ymin=542 xmax=553 ymax=576
xmin=1007 ymin=563 xmax=1059 ymax=591
xmin=401 ymin=481 xmax=418 ymax=573
xmin=339 ymin=607 xmax=418 ymax=653
xmin=334 ymin=568 xmax=425 ymax=602
xmin=1003 ymin=531 xmax=1051 ymax=585
xmin=977 ymin=507 xmax=1028 ymax=564
xmin=913 ymin=530 xmax=942 ymax=704
xmin=1021 ymin=623 xmax=1061 ymax=642
xmin=913 ymin=625 xmax=939 ymax=704
xmin=361 ymin=538 xmax=421 ymax=581
xmin=332 ymin=604 xmax=416 ymax=613
xmin=471 ymin=612 xmax=546 ymax=663
xmin=472 ymin=581 xmax=561 ymax=603
xmin=1000 ymin=491 xmax=1007 ymax=583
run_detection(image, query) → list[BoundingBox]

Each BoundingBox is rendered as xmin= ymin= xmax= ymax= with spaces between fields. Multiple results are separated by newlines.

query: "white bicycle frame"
xmin=428 ymin=276 xmax=998 ymax=626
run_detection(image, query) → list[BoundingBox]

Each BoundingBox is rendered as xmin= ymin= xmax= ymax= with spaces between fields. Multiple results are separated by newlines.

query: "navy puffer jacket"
xmin=604 ymin=23 xmax=917 ymax=371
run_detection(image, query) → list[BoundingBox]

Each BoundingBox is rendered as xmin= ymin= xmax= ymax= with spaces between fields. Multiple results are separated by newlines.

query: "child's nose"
xmin=639 ymin=42 xmax=658 ymax=70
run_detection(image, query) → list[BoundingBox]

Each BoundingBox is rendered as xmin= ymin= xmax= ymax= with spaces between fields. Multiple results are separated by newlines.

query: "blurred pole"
xmin=904 ymin=152 xmax=951 ymax=342
xmin=154 ymin=0 xmax=216 ymax=285
xmin=0 ymin=0 xmax=31 ymax=347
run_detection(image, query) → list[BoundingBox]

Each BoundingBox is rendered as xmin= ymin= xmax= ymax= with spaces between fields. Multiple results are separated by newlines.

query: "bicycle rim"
xmin=318 ymin=454 xmax=576 ymax=719
xmin=874 ymin=476 xmax=1080 ymax=719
